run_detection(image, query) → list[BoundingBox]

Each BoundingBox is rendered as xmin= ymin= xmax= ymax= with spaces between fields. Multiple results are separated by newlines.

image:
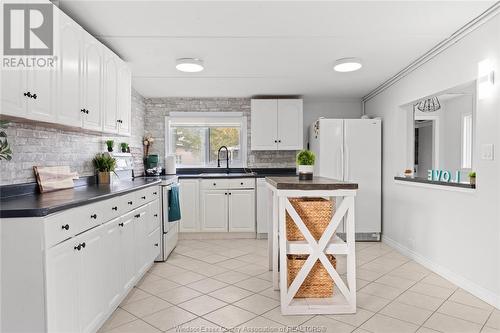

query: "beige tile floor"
xmin=99 ymin=239 xmax=500 ymax=333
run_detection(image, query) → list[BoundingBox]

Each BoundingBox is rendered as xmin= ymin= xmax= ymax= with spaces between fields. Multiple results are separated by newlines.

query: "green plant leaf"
xmin=296 ymin=150 xmax=315 ymax=165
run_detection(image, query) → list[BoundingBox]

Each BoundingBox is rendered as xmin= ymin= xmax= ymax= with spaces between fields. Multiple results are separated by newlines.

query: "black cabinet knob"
xmin=86 ymin=109 xmax=89 ymax=114
xmin=240 ymin=182 xmax=243 ymax=185
xmin=278 ymin=140 xmax=281 ymax=143
xmin=74 ymin=244 xmax=81 ymax=251
xmin=213 ymin=183 xmax=216 ymax=186
xmin=224 ymin=192 xmax=227 ymax=195
xmin=24 ymin=92 xmax=29 ymax=97
xmin=154 ymin=243 xmax=159 ymax=247
xmin=141 ymin=196 xmax=146 ymax=199
xmin=154 ymin=214 xmax=158 ymax=217
xmin=81 ymin=242 xmax=86 ymax=248
xmin=274 ymin=140 xmax=277 ymax=143
xmin=229 ymin=192 xmax=232 ymax=195
xmin=134 ymin=214 xmax=140 ymax=218
xmin=118 ymin=222 xmax=124 ymax=227
xmin=32 ymin=94 xmax=37 ymax=99
xmin=61 ymin=224 xmax=70 ymax=230
xmin=90 ymin=214 xmax=97 ymax=219
xmin=81 ymin=108 xmax=86 ymax=113
xmin=128 ymin=201 xmax=133 ymax=205
xmin=112 ymin=206 xmax=118 ymax=211
xmin=153 ymin=192 xmax=157 ymax=195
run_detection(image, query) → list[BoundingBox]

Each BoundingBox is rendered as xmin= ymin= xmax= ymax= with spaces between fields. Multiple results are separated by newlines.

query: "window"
xmin=461 ymin=114 xmax=473 ymax=169
xmin=166 ymin=113 xmax=247 ymax=168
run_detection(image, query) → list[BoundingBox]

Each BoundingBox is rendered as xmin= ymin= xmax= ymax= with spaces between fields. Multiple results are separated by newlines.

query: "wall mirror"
xmin=405 ymin=82 xmax=475 ymax=179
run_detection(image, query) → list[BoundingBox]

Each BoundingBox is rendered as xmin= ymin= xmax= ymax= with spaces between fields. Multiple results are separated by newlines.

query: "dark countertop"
xmin=266 ymin=176 xmax=358 ymax=190
xmin=170 ymin=167 xmax=296 ymax=179
xmin=0 ymin=178 xmax=161 ymax=218
xmin=394 ymin=176 xmax=475 ymax=189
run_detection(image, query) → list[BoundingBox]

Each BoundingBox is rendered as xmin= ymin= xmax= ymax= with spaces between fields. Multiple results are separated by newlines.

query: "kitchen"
xmin=1 ymin=1 xmax=500 ymax=333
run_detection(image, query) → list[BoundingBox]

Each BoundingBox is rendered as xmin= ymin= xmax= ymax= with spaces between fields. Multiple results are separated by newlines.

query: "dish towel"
xmin=168 ymin=184 xmax=181 ymax=222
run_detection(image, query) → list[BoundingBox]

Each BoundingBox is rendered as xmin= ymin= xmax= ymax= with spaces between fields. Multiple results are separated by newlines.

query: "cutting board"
xmin=33 ymin=166 xmax=79 ymax=193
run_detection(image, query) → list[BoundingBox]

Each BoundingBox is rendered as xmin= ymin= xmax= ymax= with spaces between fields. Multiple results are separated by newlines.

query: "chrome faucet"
xmin=217 ymin=146 xmax=229 ymax=170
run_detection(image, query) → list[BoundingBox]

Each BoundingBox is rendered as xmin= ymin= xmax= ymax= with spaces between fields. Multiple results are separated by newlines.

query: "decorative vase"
xmin=298 ymin=165 xmax=314 ymax=180
xmin=97 ymin=171 xmax=111 ymax=184
xmin=107 ymin=147 xmax=113 ymax=152
xmin=121 ymin=147 xmax=127 ymax=153
xmin=470 ymin=177 xmax=476 ymax=186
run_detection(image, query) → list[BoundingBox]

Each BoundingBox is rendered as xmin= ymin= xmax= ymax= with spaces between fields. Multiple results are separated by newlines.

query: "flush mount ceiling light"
xmin=175 ymin=58 xmax=204 ymax=72
xmin=415 ymin=96 xmax=441 ymax=112
xmin=333 ymin=58 xmax=362 ymax=72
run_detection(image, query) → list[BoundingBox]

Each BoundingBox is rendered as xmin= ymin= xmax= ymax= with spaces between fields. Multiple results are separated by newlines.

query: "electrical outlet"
xmin=481 ymin=144 xmax=494 ymax=160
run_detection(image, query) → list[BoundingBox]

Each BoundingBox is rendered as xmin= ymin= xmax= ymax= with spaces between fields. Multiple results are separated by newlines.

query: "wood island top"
xmin=266 ymin=176 xmax=358 ymax=190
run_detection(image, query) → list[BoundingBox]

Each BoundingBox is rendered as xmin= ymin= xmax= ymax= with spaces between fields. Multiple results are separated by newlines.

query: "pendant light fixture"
xmin=416 ymin=96 xmax=441 ymax=112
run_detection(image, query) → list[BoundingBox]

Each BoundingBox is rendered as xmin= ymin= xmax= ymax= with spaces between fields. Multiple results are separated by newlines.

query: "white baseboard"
xmin=179 ymin=232 xmax=256 ymax=240
xmin=382 ymin=235 xmax=500 ymax=309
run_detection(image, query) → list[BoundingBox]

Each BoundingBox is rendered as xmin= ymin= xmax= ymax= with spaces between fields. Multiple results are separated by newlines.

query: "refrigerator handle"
xmin=345 ymin=145 xmax=349 ymax=181
xmin=340 ymin=144 xmax=345 ymax=181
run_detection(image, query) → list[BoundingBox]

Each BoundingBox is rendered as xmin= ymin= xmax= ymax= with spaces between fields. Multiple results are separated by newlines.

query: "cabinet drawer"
xmin=122 ymin=192 xmax=137 ymax=211
xmin=135 ymin=187 xmax=153 ymax=205
xmin=147 ymin=227 xmax=161 ymax=262
xmin=149 ymin=186 xmax=160 ymax=201
xmin=227 ymin=178 xmax=255 ymax=189
xmin=146 ymin=200 xmax=161 ymax=234
xmin=200 ymin=179 xmax=229 ymax=190
xmin=44 ymin=201 xmax=106 ymax=248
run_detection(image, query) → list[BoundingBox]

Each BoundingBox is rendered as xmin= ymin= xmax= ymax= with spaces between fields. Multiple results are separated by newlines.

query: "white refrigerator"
xmin=309 ymin=118 xmax=381 ymax=240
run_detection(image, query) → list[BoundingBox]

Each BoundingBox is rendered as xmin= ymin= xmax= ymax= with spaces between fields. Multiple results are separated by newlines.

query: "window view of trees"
xmin=171 ymin=126 xmax=241 ymax=166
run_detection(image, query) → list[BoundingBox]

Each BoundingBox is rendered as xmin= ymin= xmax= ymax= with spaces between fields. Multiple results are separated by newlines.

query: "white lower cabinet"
xmin=201 ymin=190 xmax=229 ymax=232
xmin=197 ymin=179 xmax=256 ymax=233
xmin=179 ymin=179 xmax=200 ymax=232
xmin=228 ymin=190 xmax=255 ymax=232
xmin=2 ymin=185 xmax=160 ymax=333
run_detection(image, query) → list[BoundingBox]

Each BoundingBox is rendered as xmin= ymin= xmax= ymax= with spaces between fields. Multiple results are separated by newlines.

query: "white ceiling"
xmin=58 ymin=1 xmax=494 ymax=99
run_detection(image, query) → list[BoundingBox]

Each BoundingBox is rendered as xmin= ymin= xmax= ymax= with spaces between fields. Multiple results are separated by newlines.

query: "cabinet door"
xmin=120 ymin=212 xmax=137 ymax=291
xmin=201 ymin=190 xmax=228 ymax=232
xmin=179 ymin=179 xmax=200 ymax=232
xmin=102 ymin=218 xmax=123 ymax=309
xmin=102 ymin=52 xmax=119 ymax=133
xmin=26 ymin=67 xmax=56 ymax=122
xmin=57 ymin=15 xmax=83 ymax=127
xmin=256 ymin=179 xmax=270 ymax=234
xmin=1 ymin=70 xmax=27 ymax=117
xmin=46 ymin=239 xmax=80 ymax=333
xmin=134 ymin=207 xmax=150 ymax=276
xmin=82 ymin=35 xmax=102 ymax=131
xmin=251 ymin=99 xmax=278 ymax=150
xmin=228 ymin=190 xmax=255 ymax=232
xmin=277 ymin=99 xmax=303 ymax=150
xmin=117 ymin=63 xmax=132 ymax=136
xmin=77 ymin=225 xmax=105 ymax=333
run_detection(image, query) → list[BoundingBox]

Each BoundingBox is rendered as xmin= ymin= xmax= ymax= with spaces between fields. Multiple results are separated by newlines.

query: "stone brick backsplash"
xmin=144 ymin=97 xmax=297 ymax=168
xmin=0 ymin=89 xmax=146 ymax=185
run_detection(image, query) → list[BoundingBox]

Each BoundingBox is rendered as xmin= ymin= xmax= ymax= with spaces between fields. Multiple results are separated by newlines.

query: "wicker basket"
xmin=287 ymin=254 xmax=336 ymax=298
xmin=286 ymin=197 xmax=335 ymax=241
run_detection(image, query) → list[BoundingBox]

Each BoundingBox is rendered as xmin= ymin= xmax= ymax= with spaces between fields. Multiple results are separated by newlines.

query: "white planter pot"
xmin=297 ymin=165 xmax=314 ymax=174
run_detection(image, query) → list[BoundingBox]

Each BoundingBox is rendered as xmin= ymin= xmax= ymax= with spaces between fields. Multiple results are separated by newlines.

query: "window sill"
xmin=394 ymin=176 xmax=476 ymax=193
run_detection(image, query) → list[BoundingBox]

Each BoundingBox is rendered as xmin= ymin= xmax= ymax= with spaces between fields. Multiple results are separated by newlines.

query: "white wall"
xmin=303 ymin=98 xmax=362 ymax=145
xmin=365 ymin=14 xmax=500 ymax=307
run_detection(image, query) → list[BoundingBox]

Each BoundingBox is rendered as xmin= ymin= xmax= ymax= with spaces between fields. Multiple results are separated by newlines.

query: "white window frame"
xmin=461 ymin=113 xmax=473 ymax=170
xmin=165 ymin=112 xmax=248 ymax=168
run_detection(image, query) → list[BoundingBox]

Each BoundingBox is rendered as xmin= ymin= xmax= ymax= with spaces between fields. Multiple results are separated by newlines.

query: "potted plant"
xmin=92 ymin=153 xmax=117 ymax=184
xmin=120 ymin=142 xmax=129 ymax=153
xmin=468 ymin=171 xmax=476 ymax=186
xmin=105 ymin=140 xmax=114 ymax=152
xmin=296 ymin=150 xmax=315 ymax=180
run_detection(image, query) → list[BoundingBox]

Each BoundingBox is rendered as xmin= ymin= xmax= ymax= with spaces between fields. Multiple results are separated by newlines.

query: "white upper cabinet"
xmin=116 ymin=63 xmax=132 ymax=136
xmin=277 ymin=99 xmax=303 ymax=150
xmin=102 ymin=52 xmax=119 ymax=134
xmin=251 ymin=99 xmax=278 ymax=150
xmin=82 ymin=35 xmax=103 ymax=131
xmin=1 ymin=3 xmax=131 ymax=136
xmin=57 ymin=13 xmax=84 ymax=128
xmin=251 ymin=98 xmax=303 ymax=150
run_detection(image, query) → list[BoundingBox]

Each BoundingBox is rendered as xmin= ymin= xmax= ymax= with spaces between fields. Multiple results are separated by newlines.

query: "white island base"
xmin=266 ymin=176 xmax=358 ymax=315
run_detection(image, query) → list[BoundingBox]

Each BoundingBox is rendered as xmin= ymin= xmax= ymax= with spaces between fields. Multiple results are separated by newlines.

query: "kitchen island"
xmin=266 ymin=176 xmax=358 ymax=315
